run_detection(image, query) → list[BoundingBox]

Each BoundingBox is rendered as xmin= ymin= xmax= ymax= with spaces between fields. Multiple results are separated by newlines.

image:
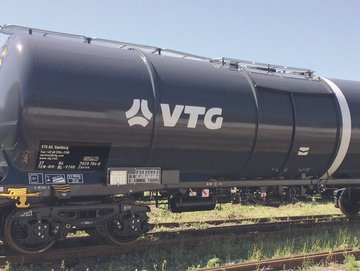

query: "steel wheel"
xmin=102 ymin=214 xmax=144 ymax=245
xmin=4 ymin=209 xmax=55 ymax=254
xmin=339 ymin=188 xmax=360 ymax=218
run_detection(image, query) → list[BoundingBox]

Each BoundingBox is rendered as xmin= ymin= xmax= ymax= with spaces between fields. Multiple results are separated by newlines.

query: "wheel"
xmin=102 ymin=213 xmax=146 ymax=245
xmin=4 ymin=208 xmax=55 ymax=254
xmin=338 ymin=188 xmax=360 ymax=218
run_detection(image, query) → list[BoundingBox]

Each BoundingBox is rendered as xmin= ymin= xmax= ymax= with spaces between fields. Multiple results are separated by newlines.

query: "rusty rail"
xmin=198 ymin=249 xmax=360 ymax=271
xmin=152 ymin=214 xmax=344 ymax=229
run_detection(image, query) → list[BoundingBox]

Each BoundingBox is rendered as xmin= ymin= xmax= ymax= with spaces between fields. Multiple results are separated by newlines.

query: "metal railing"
xmin=0 ymin=24 xmax=315 ymax=78
xmin=212 ymin=57 xmax=315 ymax=77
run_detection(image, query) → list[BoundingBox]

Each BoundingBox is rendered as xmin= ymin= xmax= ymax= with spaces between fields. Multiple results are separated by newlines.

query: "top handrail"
xmin=1 ymin=24 xmax=90 ymax=42
xmin=0 ymin=24 xmax=315 ymax=77
xmin=212 ymin=57 xmax=314 ymax=76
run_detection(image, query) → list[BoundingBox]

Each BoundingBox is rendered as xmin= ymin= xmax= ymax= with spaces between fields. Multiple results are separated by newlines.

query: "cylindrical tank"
xmin=0 ymin=30 xmax=359 ymax=183
xmin=169 ymin=196 xmax=216 ymax=213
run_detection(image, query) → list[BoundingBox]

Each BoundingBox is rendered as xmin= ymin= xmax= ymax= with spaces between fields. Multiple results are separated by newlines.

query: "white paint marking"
xmin=321 ymin=77 xmax=352 ymax=179
xmin=298 ymin=147 xmax=310 ymax=156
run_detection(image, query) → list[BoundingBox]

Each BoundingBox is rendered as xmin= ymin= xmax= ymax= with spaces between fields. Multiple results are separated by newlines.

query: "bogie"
xmin=1 ymin=201 xmax=150 ymax=254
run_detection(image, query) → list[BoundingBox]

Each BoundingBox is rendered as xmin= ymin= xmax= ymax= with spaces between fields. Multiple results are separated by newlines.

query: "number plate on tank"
xmin=108 ymin=168 xmax=161 ymax=185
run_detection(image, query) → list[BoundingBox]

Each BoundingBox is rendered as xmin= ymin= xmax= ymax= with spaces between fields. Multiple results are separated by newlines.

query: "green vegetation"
xmin=299 ymin=263 xmax=344 ymax=271
xmin=149 ymin=201 xmax=341 ymax=223
xmin=344 ymin=254 xmax=360 ymax=271
xmin=300 ymin=256 xmax=360 ymax=271
xmin=1 ymin=202 xmax=355 ymax=271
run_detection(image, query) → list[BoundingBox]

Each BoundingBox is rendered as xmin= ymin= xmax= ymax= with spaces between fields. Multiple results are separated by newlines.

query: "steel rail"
xmin=198 ymin=249 xmax=360 ymax=271
xmin=152 ymin=214 xmax=344 ymax=229
xmin=149 ymin=216 xmax=350 ymax=237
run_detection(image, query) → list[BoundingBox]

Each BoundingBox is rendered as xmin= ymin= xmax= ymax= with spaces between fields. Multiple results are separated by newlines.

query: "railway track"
xmin=151 ymin=213 xmax=345 ymax=231
xmin=0 ymin=214 xmax=353 ymax=266
xmin=149 ymin=214 xmax=348 ymax=238
xmin=152 ymin=213 xmax=344 ymax=228
xmin=198 ymin=248 xmax=360 ymax=271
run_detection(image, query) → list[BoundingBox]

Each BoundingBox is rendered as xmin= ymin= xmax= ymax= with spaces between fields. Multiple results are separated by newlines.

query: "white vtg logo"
xmin=126 ymin=99 xmax=223 ymax=130
xmin=125 ymin=99 xmax=153 ymax=127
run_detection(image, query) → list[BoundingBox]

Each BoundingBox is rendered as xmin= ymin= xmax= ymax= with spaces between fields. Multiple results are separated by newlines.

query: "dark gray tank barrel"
xmin=0 ymin=31 xmax=359 ymax=183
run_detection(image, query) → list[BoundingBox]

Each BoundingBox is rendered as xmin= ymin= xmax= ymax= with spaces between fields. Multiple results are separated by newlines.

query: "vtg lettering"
xmin=160 ymin=104 xmax=223 ymax=130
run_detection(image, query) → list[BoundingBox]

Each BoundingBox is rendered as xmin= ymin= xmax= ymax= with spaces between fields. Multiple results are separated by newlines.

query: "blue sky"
xmin=1 ymin=0 xmax=359 ymax=80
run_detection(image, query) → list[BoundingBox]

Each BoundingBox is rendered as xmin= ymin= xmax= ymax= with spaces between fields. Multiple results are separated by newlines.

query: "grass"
xmin=149 ymin=201 xmax=341 ymax=224
xmin=55 ymin=225 xmax=360 ymax=270
xmin=1 ymin=201 xmax=353 ymax=271
xmin=299 ymin=256 xmax=360 ymax=271
xmin=344 ymin=254 xmax=360 ymax=271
